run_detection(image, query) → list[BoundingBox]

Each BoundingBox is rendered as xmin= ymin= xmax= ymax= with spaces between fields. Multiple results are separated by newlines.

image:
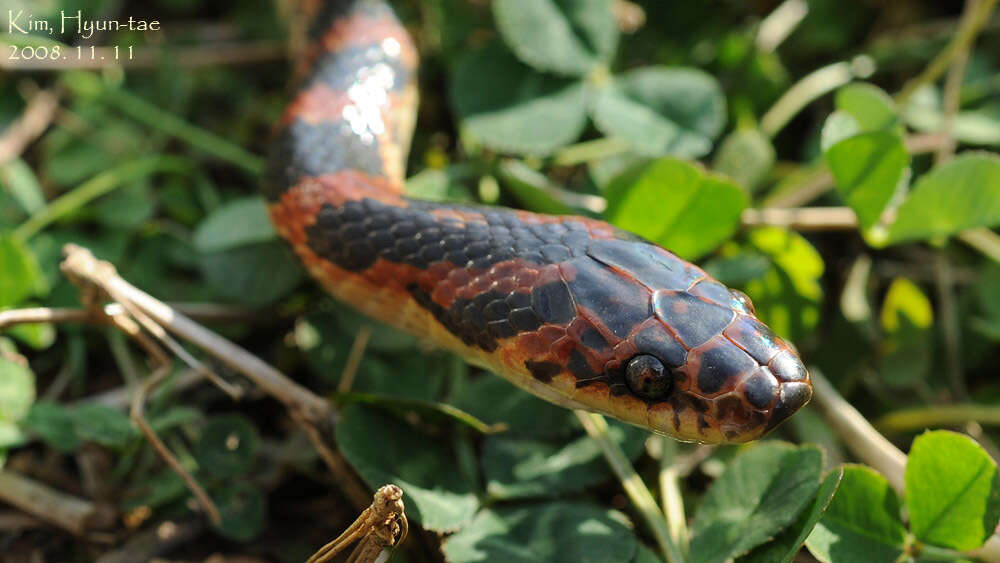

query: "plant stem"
xmin=755 ymin=0 xmax=808 ymax=52
xmin=894 ymin=0 xmax=998 ymax=106
xmin=101 ymin=87 xmax=266 ymax=176
xmin=876 ymin=404 xmax=1000 ymax=433
xmin=760 ymin=60 xmax=866 ymax=139
xmin=809 ymin=369 xmax=907 ymax=492
xmin=933 ymin=253 xmax=968 ymax=400
xmin=552 ymin=137 xmax=630 ymax=167
xmin=13 ymin=156 xmax=190 ymax=240
xmin=575 ymin=411 xmax=685 ymax=563
xmin=934 ymin=0 xmax=978 ymax=164
xmin=658 ymin=437 xmax=689 ymax=555
xmin=958 ymin=228 xmax=1000 ymax=263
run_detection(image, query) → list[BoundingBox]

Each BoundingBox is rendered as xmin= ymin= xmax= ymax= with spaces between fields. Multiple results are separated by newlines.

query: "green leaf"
xmin=122 ymin=470 xmax=188 ymax=511
xmin=703 ymin=251 xmax=771 ymax=286
xmin=194 ymin=414 xmax=260 ymax=479
xmin=93 ymin=182 xmax=156 ymax=228
xmin=0 ymin=356 xmax=35 ymax=425
xmin=835 ymin=83 xmax=900 ymax=134
xmin=744 ymin=228 xmax=824 ymax=341
xmin=888 ymin=153 xmax=1000 ymax=243
xmin=632 ymin=544 xmax=665 ymax=563
xmin=405 ymin=166 xmax=475 ymax=202
xmin=451 ymin=42 xmax=588 ymax=156
xmin=442 ymin=502 xmax=636 ymax=562
xmin=805 ymin=465 xmax=906 ymax=563
xmin=0 ymin=159 xmax=46 ymax=214
xmin=333 ymin=392 xmax=502 ymax=434
xmin=825 ymin=132 xmax=909 ymax=231
xmin=496 ymin=159 xmax=577 ymax=215
xmin=449 ymin=375 xmax=578 ymax=440
xmin=71 ymin=404 xmax=138 ymax=447
xmin=193 ymin=197 xmax=275 ymax=253
xmin=199 ymin=240 xmax=303 ymax=306
xmin=592 ymin=67 xmax=726 ymax=158
xmin=690 ymin=442 xmax=823 ymax=563
xmin=0 ymin=421 xmax=26 ymax=449
xmin=336 ymin=404 xmax=479 ymax=532
xmin=0 ymin=234 xmax=47 ymax=308
xmin=7 ymin=322 xmax=56 ymax=351
xmin=605 ymin=158 xmax=747 ymax=260
xmin=296 ymin=312 xmax=446 ymax=400
xmin=739 ymin=468 xmax=843 ymax=563
xmin=879 ymin=278 xmax=933 ymax=387
xmin=212 ymin=481 xmax=267 ymax=542
xmin=712 ymin=129 xmax=776 ymax=191
xmin=819 ymin=111 xmax=862 ymax=153
xmin=23 ymin=400 xmax=79 ymax=453
xmin=149 ymin=406 xmax=201 ymax=433
xmin=328 ymin=303 xmax=419 ymax=354
xmin=906 ymin=430 xmax=1000 ymax=551
xmin=493 ymin=0 xmax=618 ymax=76
xmin=482 ymin=421 xmax=646 ymax=500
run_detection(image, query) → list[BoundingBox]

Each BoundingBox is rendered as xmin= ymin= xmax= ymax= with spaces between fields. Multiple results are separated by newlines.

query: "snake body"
xmin=266 ymin=0 xmax=812 ymax=443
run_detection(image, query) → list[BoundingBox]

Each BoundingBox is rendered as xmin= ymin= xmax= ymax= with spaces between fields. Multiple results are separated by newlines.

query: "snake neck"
xmin=266 ymin=0 xmax=418 ymax=203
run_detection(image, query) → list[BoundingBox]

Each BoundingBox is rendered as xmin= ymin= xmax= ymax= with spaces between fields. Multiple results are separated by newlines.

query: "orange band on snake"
xmin=266 ymin=0 xmax=811 ymax=443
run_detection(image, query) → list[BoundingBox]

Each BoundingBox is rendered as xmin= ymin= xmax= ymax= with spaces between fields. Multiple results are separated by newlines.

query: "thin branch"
xmin=109 ymin=294 xmax=242 ymax=400
xmin=0 ymin=307 xmax=96 ymax=328
xmin=0 ymin=304 xmax=278 ymax=331
xmin=895 ymin=0 xmax=998 ymax=106
xmin=0 ymin=87 xmax=59 ymax=163
xmin=575 ymin=411 xmax=684 ymax=563
xmin=338 ymin=325 xmax=373 ymax=394
xmin=82 ymin=369 xmax=204 ymax=410
xmin=741 ymin=206 xmax=858 ymax=230
xmin=59 ymin=244 xmax=331 ymax=423
xmin=0 ymin=470 xmax=96 ymax=535
xmin=131 ymin=366 xmax=222 ymax=524
xmin=292 ymin=411 xmax=375 ymax=511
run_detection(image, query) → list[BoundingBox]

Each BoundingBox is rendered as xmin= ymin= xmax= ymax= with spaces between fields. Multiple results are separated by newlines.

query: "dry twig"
xmin=0 ymin=470 xmax=97 ymax=535
xmin=0 ymin=87 xmax=59 ymax=163
xmin=131 ymin=366 xmax=222 ymax=524
xmin=59 ymin=244 xmax=331 ymax=423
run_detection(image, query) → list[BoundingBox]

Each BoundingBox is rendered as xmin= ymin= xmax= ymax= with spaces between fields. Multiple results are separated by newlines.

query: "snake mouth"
xmin=767 ymin=380 xmax=813 ymax=431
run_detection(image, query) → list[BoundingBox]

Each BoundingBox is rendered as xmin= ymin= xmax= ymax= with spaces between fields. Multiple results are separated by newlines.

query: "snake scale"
xmin=265 ymin=0 xmax=812 ymax=443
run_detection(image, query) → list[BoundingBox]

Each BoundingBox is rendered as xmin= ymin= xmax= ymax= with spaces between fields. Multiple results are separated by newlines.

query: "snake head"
xmin=529 ymin=239 xmax=812 ymax=444
xmin=621 ymin=285 xmax=813 ymax=443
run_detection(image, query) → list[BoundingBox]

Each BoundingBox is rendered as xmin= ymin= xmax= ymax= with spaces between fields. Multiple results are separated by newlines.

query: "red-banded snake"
xmin=266 ymin=0 xmax=812 ymax=443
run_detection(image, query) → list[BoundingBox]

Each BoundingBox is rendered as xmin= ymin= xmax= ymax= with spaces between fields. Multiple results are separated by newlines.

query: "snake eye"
xmin=625 ymin=355 xmax=672 ymax=400
xmin=731 ymin=289 xmax=755 ymax=315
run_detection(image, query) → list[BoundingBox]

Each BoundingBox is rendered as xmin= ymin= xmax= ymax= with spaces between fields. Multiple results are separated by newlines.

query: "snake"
xmin=265 ymin=0 xmax=812 ymax=444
